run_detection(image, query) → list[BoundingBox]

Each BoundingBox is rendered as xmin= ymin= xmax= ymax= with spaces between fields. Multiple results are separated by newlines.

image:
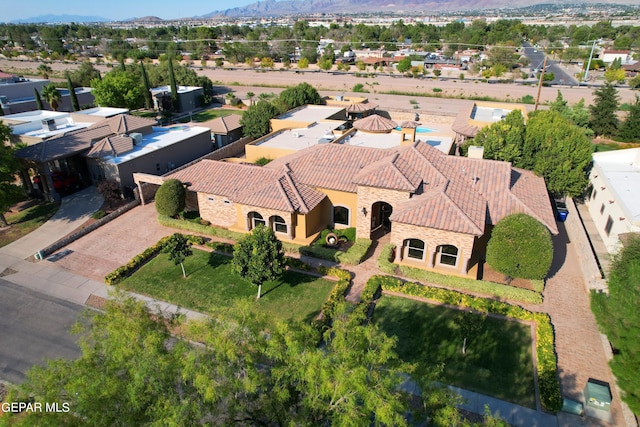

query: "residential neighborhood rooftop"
xmin=275 ymin=105 xmax=346 ymax=123
xmin=592 ymin=148 xmax=640 ymax=225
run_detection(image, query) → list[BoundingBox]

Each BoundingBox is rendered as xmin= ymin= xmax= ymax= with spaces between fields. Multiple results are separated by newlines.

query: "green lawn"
xmin=373 ymin=296 xmax=536 ymax=408
xmin=178 ymin=109 xmax=243 ymax=123
xmin=0 ymin=202 xmax=59 ymax=248
xmin=119 ymin=249 xmax=336 ymax=324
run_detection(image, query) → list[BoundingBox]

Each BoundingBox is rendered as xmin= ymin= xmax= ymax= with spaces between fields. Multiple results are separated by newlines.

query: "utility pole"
xmin=583 ymin=40 xmax=597 ymax=83
xmin=534 ymin=56 xmax=547 ymax=111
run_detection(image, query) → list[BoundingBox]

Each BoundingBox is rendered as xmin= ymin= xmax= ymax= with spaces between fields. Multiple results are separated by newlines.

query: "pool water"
xmin=395 ymin=126 xmax=434 ymax=133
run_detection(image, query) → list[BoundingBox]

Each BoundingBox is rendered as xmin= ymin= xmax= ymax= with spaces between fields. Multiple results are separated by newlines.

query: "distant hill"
xmin=203 ymin=0 xmax=637 ymax=17
xmin=10 ymin=14 xmax=109 ymax=23
xmin=123 ymin=16 xmax=165 ymax=23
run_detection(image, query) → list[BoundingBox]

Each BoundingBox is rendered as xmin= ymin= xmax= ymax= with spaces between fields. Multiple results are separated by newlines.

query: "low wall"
xmin=564 ymin=197 xmax=607 ymax=293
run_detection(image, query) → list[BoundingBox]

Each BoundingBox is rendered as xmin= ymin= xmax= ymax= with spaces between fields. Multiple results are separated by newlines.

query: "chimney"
xmin=467 ymin=146 xmax=484 ymax=159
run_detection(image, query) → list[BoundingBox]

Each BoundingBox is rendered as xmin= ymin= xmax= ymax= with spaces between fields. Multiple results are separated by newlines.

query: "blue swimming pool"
xmin=395 ymin=126 xmax=434 ymax=133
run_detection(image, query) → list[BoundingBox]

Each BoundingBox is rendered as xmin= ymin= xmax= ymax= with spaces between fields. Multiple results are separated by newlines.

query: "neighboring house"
xmin=2 ymin=107 xmax=128 ymax=146
xmin=150 ymin=85 xmax=203 ymax=114
xmin=452 ymin=101 xmax=528 ymax=147
xmin=200 ymin=114 xmax=243 ymax=149
xmin=14 ymin=115 xmax=211 ymax=199
xmin=600 ymin=50 xmax=633 ymax=65
xmin=0 ymin=71 xmax=94 ymax=114
xmin=585 ymin=148 xmax=640 ymax=255
xmin=621 ymin=62 xmax=640 ymax=77
xmin=144 ymin=141 xmax=557 ymax=278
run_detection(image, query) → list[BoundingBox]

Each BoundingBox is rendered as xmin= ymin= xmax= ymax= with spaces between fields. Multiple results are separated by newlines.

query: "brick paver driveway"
xmin=46 ymin=203 xmax=173 ymax=281
xmin=537 ymin=221 xmax=626 ymax=426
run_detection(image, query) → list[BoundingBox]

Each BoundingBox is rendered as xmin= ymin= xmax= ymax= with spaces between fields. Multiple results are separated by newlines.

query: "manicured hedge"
xmin=378 ymin=243 xmax=397 ymax=274
xmin=104 ymin=233 xmax=204 ymax=285
xmin=300 ymin=238 xmax=372 ymax=265
xmin=372 ymin=275 xmax=562 ymax=412
xmin=376 ymin=244 xmax=542 ymax=304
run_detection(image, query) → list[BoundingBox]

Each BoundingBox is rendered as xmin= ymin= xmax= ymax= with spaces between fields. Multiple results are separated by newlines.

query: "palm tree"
xmin=37 ymin=63 xmax=52 ymax=79
xmin=247 ymin=91 xmax=255 ymax=106
xmin=41 ymin=84 xmax=61 ymax=111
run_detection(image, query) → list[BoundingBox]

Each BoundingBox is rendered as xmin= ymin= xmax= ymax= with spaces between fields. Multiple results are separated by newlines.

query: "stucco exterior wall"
xmin=585 ymin=165 xmax=640 ymax=254
xmin=245 ymin=144 xmax=295 ymax=163
xmin=317 ymin=188 xmax=358 ymax=229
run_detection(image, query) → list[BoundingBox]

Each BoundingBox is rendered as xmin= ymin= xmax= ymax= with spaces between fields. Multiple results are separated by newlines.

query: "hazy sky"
xmin=2 ymin=0 xmax=256 ymax=22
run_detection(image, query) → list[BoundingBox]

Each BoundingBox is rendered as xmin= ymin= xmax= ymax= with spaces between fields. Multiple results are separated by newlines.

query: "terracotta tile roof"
xmin=267 ymin=142 xmax=556 ymax=235
xmin=451 ymin=103 xmax=479 ymax=139
xmin=346 ymin=102 xmax=378 ymax=113
xmin=200 ymin=114 xmax=243 ymax=134
xmin=86 ymin=135 xmax=134 ymax=158
xmin=166 ymin=160 xmax=325 ymax=214
xmin=352 ymin=114 xmax=397 ymax=133
xmin=399 ymin=120 xmax=420 ymax=128
xmin=267 ymin=144 xmax=392 ymax=193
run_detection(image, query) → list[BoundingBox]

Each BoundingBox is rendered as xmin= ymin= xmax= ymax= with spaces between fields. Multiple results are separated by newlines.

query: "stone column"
xmin=427 ymin=249 xmax=435 ymax=268
xmin=395 ymin=244 xmax=403 ymax=262
xmin=460 ymin=257 xmax=470 ymax=275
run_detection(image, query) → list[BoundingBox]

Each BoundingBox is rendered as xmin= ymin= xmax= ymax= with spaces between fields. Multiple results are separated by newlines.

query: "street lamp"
xmin=583 ymin=40 xmax=597 ymax=83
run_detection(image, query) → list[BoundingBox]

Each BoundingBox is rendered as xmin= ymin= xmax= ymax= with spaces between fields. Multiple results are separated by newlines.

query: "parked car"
xmin=33 ymin=171 xmax=81 ymax=195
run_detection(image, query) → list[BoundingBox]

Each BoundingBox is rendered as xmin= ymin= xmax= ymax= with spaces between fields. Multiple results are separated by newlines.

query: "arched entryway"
xmin=370 ymin=201 xmax=393 ymax=238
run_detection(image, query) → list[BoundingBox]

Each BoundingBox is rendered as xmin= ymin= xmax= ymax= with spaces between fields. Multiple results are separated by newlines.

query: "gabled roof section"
xmin=201 ymin=114 xmax=243 ymax=134
xmin=166 ymin=160 xmax=325 ymax=214
xmin=509 ymin=168 xmax=558 ymax=234
xmin=104 ymin=114 xmax=155 ymax=134
xmin=86 ymin=135 xmax=134 ymax=158
xmin=353 ymin=152 xmax=422 ymax=192
xmin=390 ymin=182 xmax=486 ymax=236
xmin=15 ymin=123 xmax=114 ymax=162
xmin=266 ymin=144 xmax=392 ymax=193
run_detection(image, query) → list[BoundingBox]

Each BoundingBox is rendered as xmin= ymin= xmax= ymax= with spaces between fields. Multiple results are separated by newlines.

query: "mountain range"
xmin=204 ymin=0 xmax=636 ymax=17
xmin=7 ymin=1 xmax=636 ymax=23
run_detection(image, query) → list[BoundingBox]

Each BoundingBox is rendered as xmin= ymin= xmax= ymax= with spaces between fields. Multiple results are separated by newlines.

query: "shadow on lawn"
xmin=373 ymin=297 xmax=536 ymax=407
xmin=260 ymin=270 xmax=319 ymax=298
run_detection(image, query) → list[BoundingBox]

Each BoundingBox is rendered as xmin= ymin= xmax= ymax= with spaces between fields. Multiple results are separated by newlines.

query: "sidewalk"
xmin=0 ymin=187 xmax=103 ymax=260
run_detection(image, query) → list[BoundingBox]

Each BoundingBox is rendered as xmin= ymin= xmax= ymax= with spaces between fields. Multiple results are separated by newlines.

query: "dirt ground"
xmin=2 ymin=58 xmax=638 ymax=107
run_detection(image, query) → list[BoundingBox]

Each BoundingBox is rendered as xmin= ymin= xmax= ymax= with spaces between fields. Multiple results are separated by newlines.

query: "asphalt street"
xmin=522 ymin=41 xmax=578 ymax=86
xmin=0 ymin=278 xmax=83 ymax=384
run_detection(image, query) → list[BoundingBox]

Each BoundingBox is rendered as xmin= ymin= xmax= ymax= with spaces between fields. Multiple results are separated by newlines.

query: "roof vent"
xmin=130 ymin=132 xmax=143 ymax=145
xmin=292 ymin=131 xmax=301 ymax=138
xmin=42 ymin=119 xmax=56 ymax=131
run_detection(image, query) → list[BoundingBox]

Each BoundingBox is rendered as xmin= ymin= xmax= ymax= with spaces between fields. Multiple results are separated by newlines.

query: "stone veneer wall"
xmin=390 ymin=222 xmax=477 ymax=276
xmin=356 ymin=186 xmax=412 ymax=239
xmin=239 ymin=205 xmax=295 ymax=240
xmin=198 ymin=193 xmax=238 ymax=228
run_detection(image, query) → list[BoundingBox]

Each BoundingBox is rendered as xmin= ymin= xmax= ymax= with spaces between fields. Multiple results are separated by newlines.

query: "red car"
xmin=34 ymin=171 xmax=80 ymax=195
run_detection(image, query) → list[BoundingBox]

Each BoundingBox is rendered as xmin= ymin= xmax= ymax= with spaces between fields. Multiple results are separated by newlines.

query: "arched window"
xmin=250 ymin=212 xmax=265 ymax=229
xmin=333 ymin=206 xmax=350 ymax=226
xmin=271 ymin=215 xmax=287 ymax=234
xmin=437 ymin=245 xmax=459 ymax=267
xmin=405 ymin=239 xmax=425 ymax=260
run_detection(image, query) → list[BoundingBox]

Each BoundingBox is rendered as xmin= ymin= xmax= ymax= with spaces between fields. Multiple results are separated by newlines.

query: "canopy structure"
xmin=353 ymin=114 xmax=398 ymax=133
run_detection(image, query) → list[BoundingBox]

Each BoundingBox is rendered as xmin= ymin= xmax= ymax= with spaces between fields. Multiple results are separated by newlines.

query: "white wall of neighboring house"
xmin=586 ymin=148 xmax=640 ymax=254
xmin=601 ymin=50 xmax=632 ymax=64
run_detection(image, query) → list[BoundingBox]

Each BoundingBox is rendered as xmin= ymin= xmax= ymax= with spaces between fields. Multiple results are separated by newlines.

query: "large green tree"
xmin=278 ymin=82 xmax=321 ymax=110
xmin=155 ymin=178 xmax=186 ymax=217
xmin=33 ymin=87 xmax=44 ymax=110
xmin=232 ymin=224 xmax=285 ymax=299
xmin=618 ymin=96 xmax=640 ymax=142
xmin=523 ymin=110 xmax=593 ymax=197
xmin=139 ymin=60 xmax=153 ymax=110
xmin=0 ymin=123 xmax=24 ymax=227
xmin=240 ymin=100 xmax=279 ymax=138
xmin=486 ymin=213 xmax=554 ymax=281
xmin=70 ymin=60 xmax=101 ymax=87
xmin=472 ymin=109 xmax=525 ymax=163
xmin=90 ymin=70 xmax=144 ymax=110
xmin=592 ymin=236 xmax=640 ymax=416
xmin=589 ymin=82 xmax=620 ymax=137
xmin=2 ymin=297 xmax=488 ymax=426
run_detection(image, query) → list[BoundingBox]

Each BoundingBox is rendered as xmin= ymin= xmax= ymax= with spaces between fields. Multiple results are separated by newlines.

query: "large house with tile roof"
xmin=158 ymin=141 xmax=557 ymax=278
